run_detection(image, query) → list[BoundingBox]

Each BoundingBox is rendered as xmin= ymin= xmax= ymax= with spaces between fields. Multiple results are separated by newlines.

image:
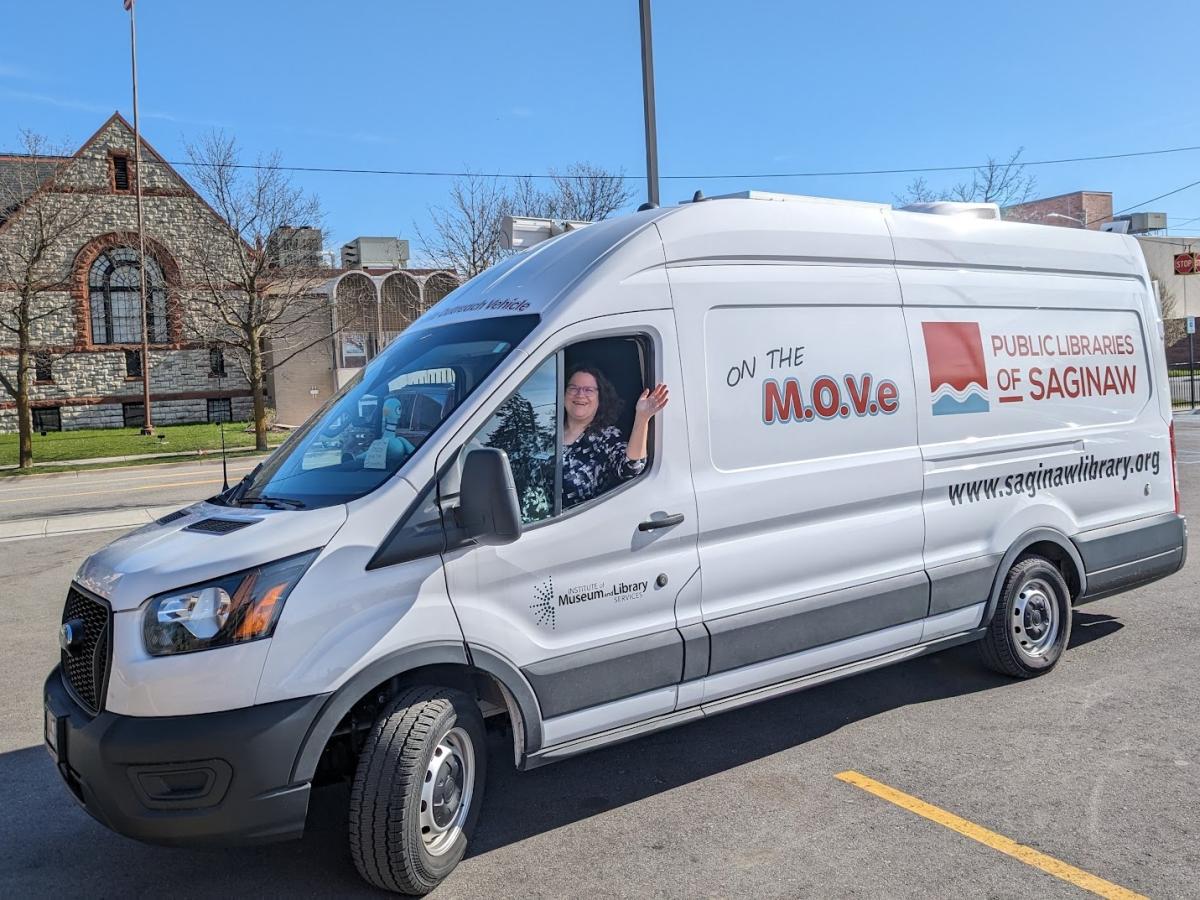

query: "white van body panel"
xmin=88 ymin=501 xmax=347 ymax=717
xmin=255 ymin=477 xmax=466 ymax=705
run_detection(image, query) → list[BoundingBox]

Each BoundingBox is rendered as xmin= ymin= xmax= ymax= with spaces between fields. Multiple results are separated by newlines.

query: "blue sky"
xmin=3 ymin=0 xmax=1197 ymax=260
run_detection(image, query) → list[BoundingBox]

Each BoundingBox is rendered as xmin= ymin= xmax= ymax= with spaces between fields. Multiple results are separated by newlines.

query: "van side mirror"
xmin=458 ymin=448 xmax=523 ymax=546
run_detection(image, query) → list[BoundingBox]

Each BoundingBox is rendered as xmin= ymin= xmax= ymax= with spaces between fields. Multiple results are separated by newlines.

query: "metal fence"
xmin=1170 ymin=368 xmax=1200 ymax=409
xmin=1167 ymin=320 xmax=1199 ymax=409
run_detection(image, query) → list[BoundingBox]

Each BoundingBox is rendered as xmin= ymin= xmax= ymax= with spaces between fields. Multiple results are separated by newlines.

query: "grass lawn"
xmin=0 ymin=420 xmax=286 ymax=467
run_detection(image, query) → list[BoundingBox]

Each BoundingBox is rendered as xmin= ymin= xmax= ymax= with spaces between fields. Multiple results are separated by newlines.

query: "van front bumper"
xmin=43 ymin=666 xmax=327 ymax=847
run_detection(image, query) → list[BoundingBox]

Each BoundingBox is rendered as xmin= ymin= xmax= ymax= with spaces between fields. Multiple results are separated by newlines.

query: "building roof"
xmin=0 ymin=154 xmax=69 ymax=224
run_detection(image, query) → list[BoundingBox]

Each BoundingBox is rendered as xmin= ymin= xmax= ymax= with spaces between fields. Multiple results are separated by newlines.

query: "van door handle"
xmin=639 ymin=513 xmax=685 ymax=531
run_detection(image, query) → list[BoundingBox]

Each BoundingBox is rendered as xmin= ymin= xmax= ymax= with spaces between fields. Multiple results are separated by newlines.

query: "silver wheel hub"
xmin=1012 ymin=577 xmax=1060 ymax=661
xmin=419 ymin=725 xmax=474 ymax=856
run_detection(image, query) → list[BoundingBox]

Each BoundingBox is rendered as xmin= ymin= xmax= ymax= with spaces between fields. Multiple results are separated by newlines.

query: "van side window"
xmin=464 ymin=334 xmax=653 ymax=526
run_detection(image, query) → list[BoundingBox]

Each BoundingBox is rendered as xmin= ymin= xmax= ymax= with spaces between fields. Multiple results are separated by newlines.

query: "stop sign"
xmin=1176 ymin=252 xmax=1196 ymax=275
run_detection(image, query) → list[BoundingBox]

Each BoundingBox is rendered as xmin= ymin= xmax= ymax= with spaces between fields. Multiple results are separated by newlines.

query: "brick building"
xmin=1003 ymin=189 xmax=1200 ymax=365
xmin=0 ymin=113 xmax=254 ymax=432
xmin=1003 ymin=190 xmax=1114 ymax=230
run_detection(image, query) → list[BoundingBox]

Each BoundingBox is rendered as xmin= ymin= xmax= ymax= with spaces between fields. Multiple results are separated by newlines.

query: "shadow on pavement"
xmin=1 ymin=623 xmax=1122 ymax=896
xmin=1068 ymin=610 xmax=1124 ymax=649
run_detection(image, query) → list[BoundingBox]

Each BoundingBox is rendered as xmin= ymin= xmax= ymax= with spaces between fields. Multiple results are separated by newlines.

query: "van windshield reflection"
xmin=234 ymin=315 xmax=538 ymax=509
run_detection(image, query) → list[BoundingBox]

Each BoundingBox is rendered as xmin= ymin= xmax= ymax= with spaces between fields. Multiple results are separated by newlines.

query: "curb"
xmin=0 ymin=449 xmax=275 ymax=479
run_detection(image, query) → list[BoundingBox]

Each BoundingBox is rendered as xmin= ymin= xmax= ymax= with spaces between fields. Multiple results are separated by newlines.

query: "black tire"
xmin=980 ymin=555 xmax=1072 ymax=678
xmin=349 ymin=686 xmax=487 ymax=895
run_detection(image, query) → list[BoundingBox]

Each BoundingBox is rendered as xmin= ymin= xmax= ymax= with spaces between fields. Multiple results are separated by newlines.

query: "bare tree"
xmin=550 ymin=162 xmax=635 ymax=222
xmin=418 ymin=164 xmax=634 ymax=277
xmin=416 ymin=171 xmax=511 ymax=279
xmin=182 ymin=131 xmax=331 ymax=450
xmin=1150 ymin=265 xmax=1187 ymax=348
xmin=897 ymin=148 xmax=1036 ymax=208
xmin=0 ymin=131 xmax=96 ymax=469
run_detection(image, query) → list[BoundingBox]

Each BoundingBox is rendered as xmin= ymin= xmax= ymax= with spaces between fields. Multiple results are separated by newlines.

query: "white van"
xmin=44 ymin=193 xmax=1186 ymax=894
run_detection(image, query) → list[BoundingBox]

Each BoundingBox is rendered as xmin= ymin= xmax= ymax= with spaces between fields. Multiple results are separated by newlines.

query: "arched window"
xmin=334 ymin=272 xmax=379 ymax=369
xmin=380 ymin=272 xmax=422 ymax=349
xmin=423 ymin=271 xmax=459 ymax=309
xmin=89 ymin=247 xmax=168 ymax=344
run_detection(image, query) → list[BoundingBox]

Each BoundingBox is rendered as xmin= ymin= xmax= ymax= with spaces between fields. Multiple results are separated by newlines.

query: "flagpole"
xmin=129 ymin=0 xmax=154 ymax=434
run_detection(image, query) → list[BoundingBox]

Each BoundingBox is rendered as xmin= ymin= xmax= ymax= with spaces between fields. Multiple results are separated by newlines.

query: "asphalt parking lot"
xmin=2 ymin=430 xmax=1198 ymax=898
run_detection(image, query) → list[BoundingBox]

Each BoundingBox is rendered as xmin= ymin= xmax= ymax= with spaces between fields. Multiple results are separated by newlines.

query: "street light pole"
xmin=639 ymin=0 xmax=660 ymax=207
xmin=128 ymin=0 xmax=154 ymax=434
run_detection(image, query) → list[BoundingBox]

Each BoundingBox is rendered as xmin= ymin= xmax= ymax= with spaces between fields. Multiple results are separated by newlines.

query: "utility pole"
xmin=639 ymin=0 xmax=660 ymax=206
xmin=127 ymin=0 xmax=154 ymax=433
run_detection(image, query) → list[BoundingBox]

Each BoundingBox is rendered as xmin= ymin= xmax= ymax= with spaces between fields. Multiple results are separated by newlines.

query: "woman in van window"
xmin=561 ymin=364 xmax=669 ymax=508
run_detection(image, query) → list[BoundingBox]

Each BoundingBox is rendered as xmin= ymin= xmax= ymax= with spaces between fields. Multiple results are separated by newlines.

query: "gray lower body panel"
xmin=705 ymin=572 xmax=930 ymax=675
xmin=522 ymin=626 xmax=986 ymax=769
xmin=1075 ymin=512 xmax=1187 ymax=602
xmin=521 ymin=629 xmax=683 ymax=719
xmin=927 ymin=554 xmax=1002 ymax=615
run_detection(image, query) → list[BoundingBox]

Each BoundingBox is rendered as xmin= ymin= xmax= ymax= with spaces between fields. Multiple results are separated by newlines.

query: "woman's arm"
xmin=626 ymin=383 xmax=669 ymax=461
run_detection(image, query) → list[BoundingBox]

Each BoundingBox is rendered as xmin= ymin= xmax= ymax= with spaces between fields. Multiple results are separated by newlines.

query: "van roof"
xmin=410 ymin=192 xmax=1147 ymax=333
xmin=651 ymin=192 xmax=1146 ymax=279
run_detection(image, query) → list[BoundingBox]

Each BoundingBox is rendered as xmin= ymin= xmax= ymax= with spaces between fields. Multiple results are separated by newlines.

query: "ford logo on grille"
xmin=59 ymin=619 xmax=85 ymax=655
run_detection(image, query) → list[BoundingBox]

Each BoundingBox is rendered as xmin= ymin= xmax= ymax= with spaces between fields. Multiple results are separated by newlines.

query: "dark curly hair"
xmin=564 ymin=364 xmax=623 ymax=434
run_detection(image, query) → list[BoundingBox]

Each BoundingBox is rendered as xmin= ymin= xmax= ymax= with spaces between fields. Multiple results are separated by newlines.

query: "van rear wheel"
xmin=980 ymin=555 xmax=1072 ymax=678
xmin=349 ymin=686 xmax=486 ymax=895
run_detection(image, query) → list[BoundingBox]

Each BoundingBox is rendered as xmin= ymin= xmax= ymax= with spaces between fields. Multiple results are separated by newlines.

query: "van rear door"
xmin=900 ymin=267 xmax=1170 ymax=617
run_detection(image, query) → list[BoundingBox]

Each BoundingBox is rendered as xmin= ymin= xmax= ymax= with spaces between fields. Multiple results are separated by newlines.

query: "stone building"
xmin=0 ymin=112 xmax=253 ymax=432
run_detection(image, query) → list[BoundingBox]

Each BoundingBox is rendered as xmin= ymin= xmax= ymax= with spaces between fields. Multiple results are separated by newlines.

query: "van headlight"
xmin=142 ymin=550 xmax=319 ymax=656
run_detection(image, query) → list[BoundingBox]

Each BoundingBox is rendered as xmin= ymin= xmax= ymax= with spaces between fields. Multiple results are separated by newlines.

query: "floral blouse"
xmin=562 ymin=426 xmax=646 ymax=508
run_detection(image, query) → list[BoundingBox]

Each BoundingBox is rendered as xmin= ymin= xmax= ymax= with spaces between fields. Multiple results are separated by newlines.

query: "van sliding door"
xmin=669 ymin=263 xmax=929 ymax=703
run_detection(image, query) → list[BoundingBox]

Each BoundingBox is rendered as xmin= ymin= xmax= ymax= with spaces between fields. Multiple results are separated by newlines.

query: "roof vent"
xmin=900 ymin=201 xmax=1002 ymax=221
xmin=184 ymin=518 xmax=259 ymax=535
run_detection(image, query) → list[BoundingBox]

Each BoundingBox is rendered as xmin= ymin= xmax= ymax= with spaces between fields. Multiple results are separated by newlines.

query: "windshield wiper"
xmin=239 ymin=494 xmax=307 ymax=510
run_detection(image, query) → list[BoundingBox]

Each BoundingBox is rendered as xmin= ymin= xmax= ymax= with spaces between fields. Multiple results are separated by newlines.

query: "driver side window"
xmin=471 ymin=355 xmax=558 ymax=525
xmin=462 ymin=333 xmax=653 ymax=527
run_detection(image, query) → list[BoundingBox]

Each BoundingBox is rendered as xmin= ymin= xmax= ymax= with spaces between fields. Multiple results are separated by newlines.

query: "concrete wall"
xmin=1139 ymin=235 xmax=1200 ymax=318
xmin=266 ymin=300 xmax=338 ymax=427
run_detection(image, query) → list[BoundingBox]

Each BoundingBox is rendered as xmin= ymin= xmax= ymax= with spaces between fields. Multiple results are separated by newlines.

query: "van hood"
xmin=74 ymin=501 xmax=349 ymax=613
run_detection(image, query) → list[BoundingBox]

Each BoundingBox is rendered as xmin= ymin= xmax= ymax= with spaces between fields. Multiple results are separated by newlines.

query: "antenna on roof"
xmin=692 ymin=190 xmax=706 ymax=203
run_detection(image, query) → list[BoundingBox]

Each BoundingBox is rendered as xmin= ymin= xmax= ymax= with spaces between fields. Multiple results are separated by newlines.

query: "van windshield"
xmin=234 ymin=315 xmax=538 ymax=509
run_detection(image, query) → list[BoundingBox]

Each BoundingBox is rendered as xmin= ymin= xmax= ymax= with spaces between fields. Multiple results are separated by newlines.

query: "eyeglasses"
xmin=565 ymin=385 xmax=598 ymax=397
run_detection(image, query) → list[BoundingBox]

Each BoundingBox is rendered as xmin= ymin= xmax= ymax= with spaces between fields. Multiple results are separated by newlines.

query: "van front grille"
xmin=60 ymin=587 xmax=112 ymax=715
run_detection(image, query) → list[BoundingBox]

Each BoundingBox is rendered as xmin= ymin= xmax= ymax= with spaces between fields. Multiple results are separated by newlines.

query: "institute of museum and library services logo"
xmin=922 ymin=321 xmax=990 ymax=415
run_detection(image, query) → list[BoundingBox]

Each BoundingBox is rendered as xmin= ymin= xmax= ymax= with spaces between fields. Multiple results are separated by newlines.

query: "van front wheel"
xmin=980 ymin=555 xmax=1072 ymax=678
xmin=349 ymin=686 xmax=487 ymax=895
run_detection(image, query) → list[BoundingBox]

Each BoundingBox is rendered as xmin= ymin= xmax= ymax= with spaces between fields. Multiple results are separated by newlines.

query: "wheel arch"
xmin=982 ymin=528 xmax=1087 ymax=628
xmin=290 ymin=641 xmax=544 ymax=782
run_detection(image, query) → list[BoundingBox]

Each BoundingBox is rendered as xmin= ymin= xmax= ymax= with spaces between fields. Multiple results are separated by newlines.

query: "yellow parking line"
xmin=835 ymin=771 xmax=1146 ymax=900
xmin=0 ymin=477 xmax=224 ymax=504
